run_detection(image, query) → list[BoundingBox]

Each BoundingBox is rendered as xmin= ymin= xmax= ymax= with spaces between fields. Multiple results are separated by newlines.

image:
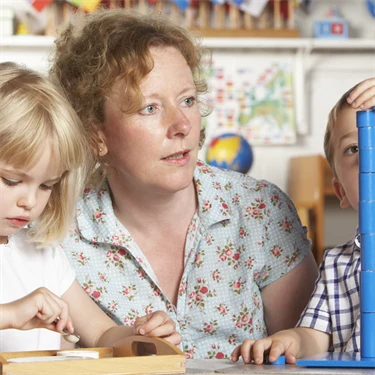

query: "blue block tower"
xmin=297 ymin=108 xmax=375 ymax=368
xmin=358 ymin=109 xmax=375 ymax=360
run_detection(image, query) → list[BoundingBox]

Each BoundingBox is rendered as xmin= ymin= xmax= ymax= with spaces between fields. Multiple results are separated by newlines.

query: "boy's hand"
xmin=347 ymin=77 xmax=375 ymax=110
xmin=1 ymin=287 xmax=74 ymax=334
xmin=133 ymin=311 xmax=181 ymax=345
xmin=231 ymin=330 xmax=300 ymax=365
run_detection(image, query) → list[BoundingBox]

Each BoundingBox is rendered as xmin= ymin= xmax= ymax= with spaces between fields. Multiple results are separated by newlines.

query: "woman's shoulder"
xmin=195 ymin=160 xmax=288 ymax=199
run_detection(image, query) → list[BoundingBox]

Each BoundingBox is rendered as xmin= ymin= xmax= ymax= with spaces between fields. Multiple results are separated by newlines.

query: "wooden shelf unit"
xmin=288 ymin=154 xmax=337 ymax=265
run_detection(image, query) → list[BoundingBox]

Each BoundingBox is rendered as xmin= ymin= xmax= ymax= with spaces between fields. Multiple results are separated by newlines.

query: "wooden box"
xmin=0 ymin=336 xmax=186 ymax=375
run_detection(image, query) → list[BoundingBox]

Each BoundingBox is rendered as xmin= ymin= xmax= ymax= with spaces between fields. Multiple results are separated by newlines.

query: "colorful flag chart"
xmin=202 ymin=54 xmax=297 ymax=146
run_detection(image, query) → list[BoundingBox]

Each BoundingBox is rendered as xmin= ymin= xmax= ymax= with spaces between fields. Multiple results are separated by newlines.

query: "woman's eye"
xmin=1 ymin=177 xmax=19 ymax=187
xmin=184 ymin=96 xmax=196 ymax=107
xmin=344 ymin=145 xmax=359 ymax=155
xmin=139 ymin=105 xmax=157 ymax=115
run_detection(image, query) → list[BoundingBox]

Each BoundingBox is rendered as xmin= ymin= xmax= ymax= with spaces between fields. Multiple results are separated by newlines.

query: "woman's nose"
xmin=166 ymin=107 xmax=192 ymax=138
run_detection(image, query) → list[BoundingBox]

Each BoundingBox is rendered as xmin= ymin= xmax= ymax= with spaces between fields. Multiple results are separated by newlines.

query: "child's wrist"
xmin=0 ymin=303 xmax=13 ymax=329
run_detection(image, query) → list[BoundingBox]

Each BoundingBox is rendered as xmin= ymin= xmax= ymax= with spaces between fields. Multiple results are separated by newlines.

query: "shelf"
xmin=202 ymin=37 xmax=375 ymax=50
xmin=1 ymin=35 xmax=374 ymax=51
xmin=0 ymin=35 xmax=55 ymax=47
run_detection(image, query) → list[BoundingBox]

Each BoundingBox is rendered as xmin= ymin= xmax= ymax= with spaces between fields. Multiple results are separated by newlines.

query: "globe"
xmin=206 ymin=133 xmax=253 ymax=174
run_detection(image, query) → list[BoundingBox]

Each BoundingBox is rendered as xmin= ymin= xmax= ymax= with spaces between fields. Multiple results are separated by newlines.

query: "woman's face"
xmin=98 ymin=46 xmax=202 ymax=195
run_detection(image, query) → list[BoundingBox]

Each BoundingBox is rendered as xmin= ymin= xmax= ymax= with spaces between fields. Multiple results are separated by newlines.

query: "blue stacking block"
xmin=357 ymin=110 xmax=375 ymax=128
xmin=359 ymin=173 xmax=375 ymax=201
xmin=361 ymin=272 xmax=375 ymax=312
xmin=358 ymin=126 xmax=375 ymax=148
xmin=360 ymin=233 xmax=375 ymax=270
xmin=359 ymin=201 xmax=375 ymax=233
xmin=359 ymin=147 xmax=375 ymax=173
xmin=265 ymin=355 xmax=286 ymax=365
xmin=361 ymin=313 xmax=375 ymax=358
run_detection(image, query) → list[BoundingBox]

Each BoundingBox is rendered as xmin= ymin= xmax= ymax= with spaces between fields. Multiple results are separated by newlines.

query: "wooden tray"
xmin=0 ymin=336 xmax=186 ymax=375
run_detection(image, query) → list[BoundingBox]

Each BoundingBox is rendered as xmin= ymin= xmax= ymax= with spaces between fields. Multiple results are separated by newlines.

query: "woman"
xmin=51 ymin=9 xmax=318 ymax=359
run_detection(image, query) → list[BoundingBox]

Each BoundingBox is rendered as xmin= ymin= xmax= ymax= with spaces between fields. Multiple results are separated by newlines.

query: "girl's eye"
xmin=139 ymin=104 xmax=157 ymax=115
xmin=1 ymin=177 xmax=19 ymax=187
xmin=183 ymin=96 xmax=196 ymax=107
xmin=40 ymin=184 xmax=53 ymax=191
xmin=344 ymin=145 xmax=358 ymax=155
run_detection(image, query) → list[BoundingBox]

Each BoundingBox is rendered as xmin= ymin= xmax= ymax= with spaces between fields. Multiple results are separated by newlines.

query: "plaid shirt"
xmin=297 ymin=230 xmax=360 ymax=352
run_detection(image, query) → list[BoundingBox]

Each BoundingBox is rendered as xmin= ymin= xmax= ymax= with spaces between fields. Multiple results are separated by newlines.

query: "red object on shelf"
xmin=29 ymin=0 xmax=52 ymax=12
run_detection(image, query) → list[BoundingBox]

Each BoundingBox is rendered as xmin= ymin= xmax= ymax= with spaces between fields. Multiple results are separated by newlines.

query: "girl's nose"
xmin=17 ymin=191 xmax=37 ymax=210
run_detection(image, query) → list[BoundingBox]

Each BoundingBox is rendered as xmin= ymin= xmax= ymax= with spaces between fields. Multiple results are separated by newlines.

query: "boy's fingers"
xmin=360 ymin=96 xmax=375 ymax=110
xmin=266 ymin=340 xmax=289 ymax=363
xmin=239 ymin=339 xmax=257 ymax=364
xmin=284 ymin=352 xmax=297 ymax=364
xmin=283 ymin=341 xmax=300 ymax=364
xmin=347 ymin=78 xmax=375 ymax=108
xmin=252 ymin=338 xmax=274 ymax=364
xmin=352 ymin=89 xmax=375 ymax=109
xmin=231 ymin=345 xmax=242 ymax=362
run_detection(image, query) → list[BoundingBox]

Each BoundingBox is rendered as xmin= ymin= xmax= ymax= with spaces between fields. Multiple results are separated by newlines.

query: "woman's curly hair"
xmin=50 ymin=9 xmax=210 ymax=187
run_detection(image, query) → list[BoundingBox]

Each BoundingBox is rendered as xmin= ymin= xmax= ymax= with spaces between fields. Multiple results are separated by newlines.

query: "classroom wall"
xmin=1 ymin=0 xmax=374 ymax=248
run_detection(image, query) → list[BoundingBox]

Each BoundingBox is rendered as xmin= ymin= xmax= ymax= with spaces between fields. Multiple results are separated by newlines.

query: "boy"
xmin=231 ymin=78 xmax=375 ymax=365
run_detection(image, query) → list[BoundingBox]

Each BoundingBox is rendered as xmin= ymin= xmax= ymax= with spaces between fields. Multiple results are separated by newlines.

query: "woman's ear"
xmin=93 ymin=126 xmax=108 ymax=157
xmin=333 ymin=177 xmax=351 ymax=209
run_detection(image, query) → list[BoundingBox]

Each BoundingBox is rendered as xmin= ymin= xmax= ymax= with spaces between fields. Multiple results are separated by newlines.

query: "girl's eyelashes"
xmin=344 ymin=144 xmax=359 ymax=155
xmin=1 ymin=177 xmax=55 ymax=190
xmin=1 ymin=177 xmax=19 ymax=187
xmin=40 ymin=184 xmax=53 ymax=191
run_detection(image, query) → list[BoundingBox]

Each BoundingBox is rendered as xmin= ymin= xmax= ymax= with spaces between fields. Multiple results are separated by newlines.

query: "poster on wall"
xmin=202 ymin=56 xmax=297 ymax=146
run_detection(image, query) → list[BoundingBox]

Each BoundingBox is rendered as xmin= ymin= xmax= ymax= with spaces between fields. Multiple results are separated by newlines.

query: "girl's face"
xmin=97 ymin=46 xmax=202 ymax=196
xmin=0 ymin=146 xmax=62 ymax=244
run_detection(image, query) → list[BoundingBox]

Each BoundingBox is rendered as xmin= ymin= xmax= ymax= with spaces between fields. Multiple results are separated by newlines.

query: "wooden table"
xmin=186 ymin=359 xmax=375 ymax=375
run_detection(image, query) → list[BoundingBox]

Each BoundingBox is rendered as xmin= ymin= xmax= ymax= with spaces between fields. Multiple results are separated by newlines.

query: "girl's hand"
xmin=347 ymin=77 xmax=375 ymax=110
xmin=1 ymin=287 xmax=74 ymax=334
xmin=133 ymin=311 xmax=181 ymax=345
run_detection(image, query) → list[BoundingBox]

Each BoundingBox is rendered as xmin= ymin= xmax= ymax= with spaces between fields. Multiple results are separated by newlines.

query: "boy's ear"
xmin=333 ymin=178 xmax=351 ymax=209
xmin=93 ymin=125 xmax=108 ymax=157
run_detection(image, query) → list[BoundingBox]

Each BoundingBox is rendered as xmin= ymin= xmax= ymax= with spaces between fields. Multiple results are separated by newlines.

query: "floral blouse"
xmin=62 ymin=161 xmax=310 ymax=359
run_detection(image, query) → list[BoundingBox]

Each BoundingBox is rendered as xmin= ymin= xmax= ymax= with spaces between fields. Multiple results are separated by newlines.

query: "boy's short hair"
xmin=324 ymin=84 xmax=357 ymax=177
xmin=0 ymin=62 xmax=90 ymax=247
xmin=51 ymin=9 xmax=210 ymax=186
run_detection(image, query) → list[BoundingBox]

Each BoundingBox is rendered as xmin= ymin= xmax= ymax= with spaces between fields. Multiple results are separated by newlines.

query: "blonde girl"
xmin=0 ymin=62 xmax=180 ymax=352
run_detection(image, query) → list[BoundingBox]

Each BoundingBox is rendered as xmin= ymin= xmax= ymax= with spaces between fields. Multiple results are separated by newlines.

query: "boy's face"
xmin=331 ymin=105 xmax=359 ymax=211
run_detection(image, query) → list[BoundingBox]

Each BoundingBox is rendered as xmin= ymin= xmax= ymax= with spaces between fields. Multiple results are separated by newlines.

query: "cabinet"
xmin=288 ymin=154 xmax=336 ymax=264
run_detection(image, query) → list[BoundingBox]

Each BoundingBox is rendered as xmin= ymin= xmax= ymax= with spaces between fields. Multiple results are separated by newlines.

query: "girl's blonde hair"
xmin=51 ymin=9 xmax=210 ymax=187
xmin=0 ymin=62 xmax=90 ymax=247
